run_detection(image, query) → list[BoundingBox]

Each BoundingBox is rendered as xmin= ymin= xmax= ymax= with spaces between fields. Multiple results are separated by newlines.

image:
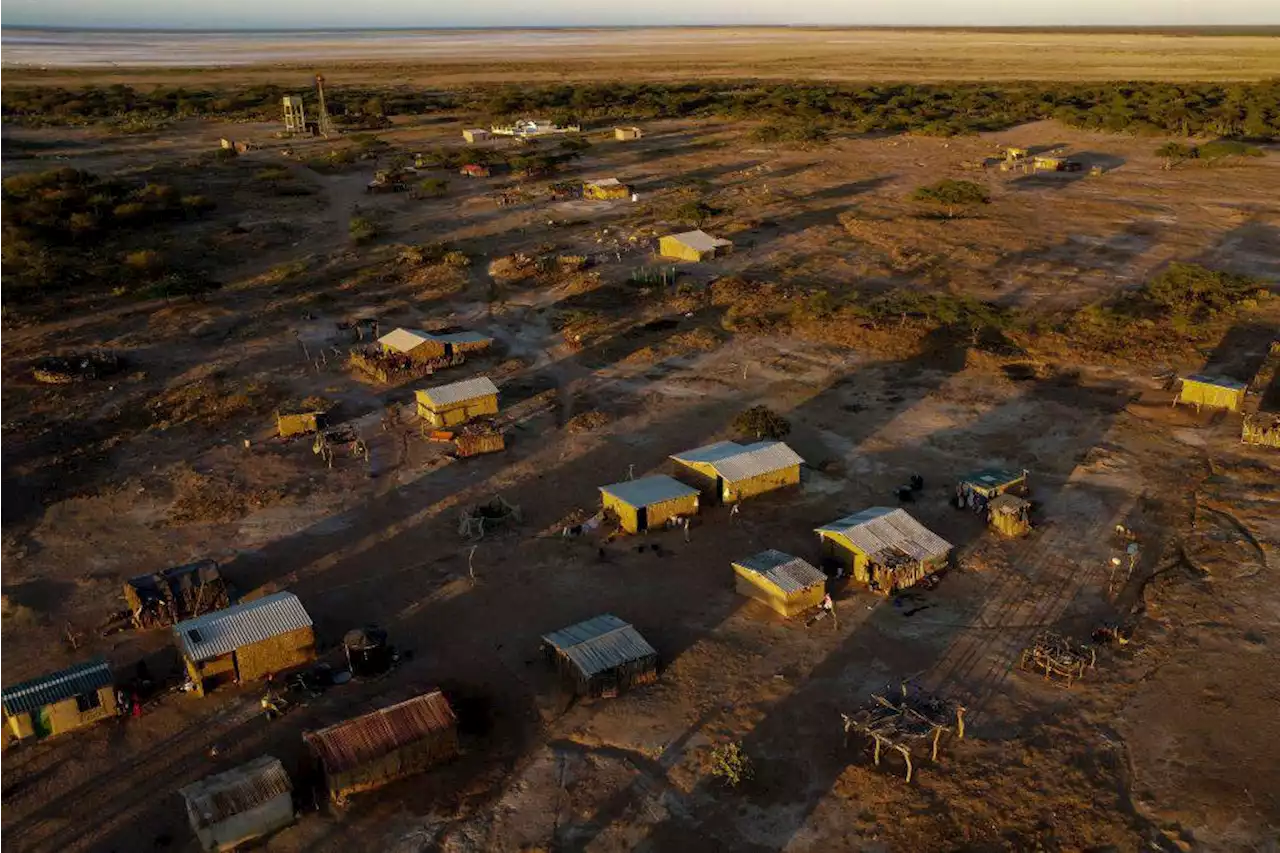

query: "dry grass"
xmin=147 ymin=372 xmax=278 ymax=429
xmin=165 ymin=464 xmax=288 ymax=525
xmin=7 ymin=29 xmax=1279 ymax=86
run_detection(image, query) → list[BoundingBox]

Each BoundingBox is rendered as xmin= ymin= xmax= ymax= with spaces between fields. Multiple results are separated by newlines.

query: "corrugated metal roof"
xmin=989 ymin=493 xmax=1030 ymax=514
xmin=712 ymin=441 xmax=804 ymax=483
xmin=418 ymin=376 xmax=499 ymax=408
xmin=542 ymin=615 xmax=657 ymax=678
xmin=304 ymin=691 xmax=457 ymax=776
xmin=1184 ymin=374 xmax=1248 ymax=391
xmin=671 ymin=440 xmax=745 ymax=465
xmin=430 ymin=331 xmax=492 ymax=346
xmin=599 ymin=475 xmax=699 ymax=509
xmin=961 ymin=468 xmax=1024 ymax=489
xmin=586 ymin=177 xmax=623 ymax=187
xmin=733 ymin=550 xmax=826 ymax=595
xmin=667 ymin=230 xmax=732 ymax=253
xmin=2 ymin=658 xmax=113 ymax=715
xmin=378 ymin=328 xmax=435 ymax=353
xmin=174 ymin=592 xmax=312 ymax=663
xmin=816 ymin=507 xmax=952 ymax=563
xmin=180 ymin=755 xmax=292 ymax=829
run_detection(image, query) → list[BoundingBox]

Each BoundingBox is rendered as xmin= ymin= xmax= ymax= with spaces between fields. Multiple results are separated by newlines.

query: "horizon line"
xmin=5 ymin=23 xmax=1280 ymax=34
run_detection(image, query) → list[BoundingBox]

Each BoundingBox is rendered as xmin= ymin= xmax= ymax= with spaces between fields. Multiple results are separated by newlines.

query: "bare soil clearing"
xmin=2 ymin=111 xmax=1278 ymax=853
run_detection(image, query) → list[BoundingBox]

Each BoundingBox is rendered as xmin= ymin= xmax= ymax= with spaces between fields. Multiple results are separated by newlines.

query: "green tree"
xmin=733 ymin=406 xmax=791 ymax=440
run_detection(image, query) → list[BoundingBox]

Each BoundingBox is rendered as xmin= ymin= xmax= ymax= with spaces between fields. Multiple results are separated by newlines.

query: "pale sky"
xmin=3 ymin=0 xmax=1279 ymax=29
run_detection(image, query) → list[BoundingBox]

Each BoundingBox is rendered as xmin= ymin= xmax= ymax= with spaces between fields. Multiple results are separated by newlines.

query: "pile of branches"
xmin=1019 ymin=630 xmax=1096 ymax=686
xmin=32 ymin=351 xmax=123 ymax=384
xmin=459 ymin=495 xmax=522 ymax=539
xmin=841 ymin=684 xmax=966 ymax=782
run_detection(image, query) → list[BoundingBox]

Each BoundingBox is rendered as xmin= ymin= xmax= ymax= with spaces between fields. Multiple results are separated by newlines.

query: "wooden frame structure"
xmin=1019 ymin=630 xmax=1096 ymax=686
xmin=841 ymin=685 xmax=966 ymax=783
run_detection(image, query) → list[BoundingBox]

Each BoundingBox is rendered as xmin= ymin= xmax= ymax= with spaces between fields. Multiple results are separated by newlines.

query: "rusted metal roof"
xmin=989 ymin=493 xmax=1030 ymax=514
xmin=733 ymin=550 xmax=826 ymax=595
xmin=542 ymin=614 xmax=657 ymax=678
xmin=713 ymin=441 xmax=803 ymax=483
xmin=817 ymin=507 xmax=952 ymax=563
xmin=180 ymin=755 xmax=292 ymax=829
xmin=174 ymin=592 xmax=312 ymax=663
xmin=304 ymin=691 xmax=457 ymax=776
xmin=418 ymin=376 xmax=499 ymax=408
xmin=599 ymin=475 xmax=699 ymax=509
xmin=2 ymin=657 xmax=113 ymax=715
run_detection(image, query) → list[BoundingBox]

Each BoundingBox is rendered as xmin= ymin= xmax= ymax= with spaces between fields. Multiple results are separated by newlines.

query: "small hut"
xmin=957 ymin=468 xmax=1028 ymax=510
xmin=180 ymin=755 xmax=294 ymax=852
xmin=462 ymin=128 xmax=490 ymax=143
xmin=671 ymin=440 xmax=803 ymax=504
xmin=123 ymin=559 xmax=232 ymax=629
xmin=459 ymin=163 xmax=492 ymax=178
xmin=1177 ymin=374 xmax=1248 ymax=412
xmin=732 ymin=550 xmax=827 ymax=618
xmin=615 ymin=127 xmax=643 ymax=141
xmin=1034 ymin=155 xmax=1082 ymax=172
xmin=987 ymin=493 xmax=1032 ymax=537
xmin=816 ymin=508 xmax=952 ymax=593
xmin=2 ymin=658 xmax=117 ymax=742
xmin=415 ymin=376 xmax=499 ymax=428
xmin=277 ymin=407 xmax=328 ymax=438
xmin=583 ymin=178 xmax=631 ymax=200
xmin=542 ymin=614 xmax=658 ymax=697
xmin=304 ymin=690 xmax=459 ymax=805
xmin=658 ymin=230 xmax=733 ymax=262
xmin=599 ymin=475 xmax=699 ymax=534
xmin=428 ymin=330 xmax=494 ymax=357
xmin=174 ymin=592 xmax=315 ymax=697
xmin=378 ymin=328 xmax=447 ymax=362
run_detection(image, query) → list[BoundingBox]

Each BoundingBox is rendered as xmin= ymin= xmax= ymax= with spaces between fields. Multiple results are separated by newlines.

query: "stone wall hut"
xmin=174 ymin=592 xmax=315 ymax=697
xmin=2 ymin=658 xmax=117 ymax=743
xmin=542 ymin=614 xmax=658 ymax=698
xmin=658 ymin=229 xmax=733 ymax=262
xmin=304 ymin=690 xmax=459 ymax=805
xmin=671 ymin=440 xmax=803 ymax=504
xmin=816 ymin=507 xmax=952 ymax=593
xmin=599 ymin=474 xmax=699 ymax=534
xmin=415 ymin=376 xmax=500 ymax=428
xmin=180 ymin=755 xmax=295 ymax=852
xmin=732 ymin=550 xmax=827 ymax=618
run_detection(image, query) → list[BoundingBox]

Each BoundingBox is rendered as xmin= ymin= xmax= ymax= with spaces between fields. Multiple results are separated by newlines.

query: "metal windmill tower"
xmin=315 ymin=74 xmax=335 ymax=137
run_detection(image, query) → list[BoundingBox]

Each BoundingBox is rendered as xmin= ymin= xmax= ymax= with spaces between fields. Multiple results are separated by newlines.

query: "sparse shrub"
xmin=416 ymin=177 xmax=449 ymax=198
xmin=557 ymin=254 xmax=588 ymax=271
xmin=751 ymin=120 xmax=831 ymax=146
xmin=213 ymin=147 xmax=238 ymax=162
xmin=349 ymin=215 xmax=380 ymax=244
xmin=734 ymin=405 xmax=791 ymax=440
xmin=707 ymin=741 xmax=754 ymax=788
xmin=254 ymin=166 xmax=291 ymax=182
xmin=673 ymin=200 xmax=716 ymax=227
xmin=1197 ymin=139 xmax=1265 ymax=161
xmin=441 ymin=250 xmax=471 ymax=268
xmin=910 ymin=179 xmax=990 ymax=217
xmin=124 ymin=249 xmax=164 ymax=273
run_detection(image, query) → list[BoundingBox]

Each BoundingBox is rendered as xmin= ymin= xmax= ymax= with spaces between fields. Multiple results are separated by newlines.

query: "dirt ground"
xmin=2 ymin=112 xmax=1279 ymax=853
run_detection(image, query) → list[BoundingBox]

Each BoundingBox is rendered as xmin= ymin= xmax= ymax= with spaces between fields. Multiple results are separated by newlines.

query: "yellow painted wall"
xmin=990 ymin=511 xmax=1030 ymax=538
xmin=658 ymin=236 xmax=708 ymax=262
xmin=235 ymin=626 xmax=317 ymax=683
xmin=1180 ymin=380 xmax=1245 ymax=412
xmin=602 ymin=492 xmax=698 ymax=533
xmin=277 ymin=412 xmax=321 ymax=438
xmin=819 ymin=534 xmax=871 ymax=583
xmin=723 ymin=465 xmax=800 ymax=502
xmin=732 ymin=569 xmax=824 ymax=618
xmin=383 ymin=340 xmax=447 ymax=361
xmin=585 ymin=184 xmax=630 ymax=200
xmin=418 ymin=393 xmax=499 ymax=428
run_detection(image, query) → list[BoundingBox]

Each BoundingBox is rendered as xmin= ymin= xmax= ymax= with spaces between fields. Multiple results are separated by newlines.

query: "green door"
xmin=33 ymin=707 xmax=53 ymax=738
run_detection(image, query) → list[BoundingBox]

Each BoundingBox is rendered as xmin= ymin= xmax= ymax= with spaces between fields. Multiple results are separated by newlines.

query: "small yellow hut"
xmin=583 ymin=178 xmax=631 ymax=200
xmin=1177 ymin=374 xmax=1248 ymax=412
xmin=378 ymin=328 xmax=447 ymax=361
xmin=670 ymin=440 xmax=802 ymax=504
xmin=415 ymin=376 xmax=500 ymax=428
xmin=614 ymin=127 xmax=643 ymax=141
xmin=816 ymin=507 xmax=952 ymax=593
xmin=2 ymin=658 xmax=117 ymax=743
xmin=658 ymin=230 xmax=733 ymax=262
xmin=174 ymin=592 xmax=315 ymax=697
xmin=987 ymin=493 xmax=1032 ymax=537
xmin=732 ymin=550 xmax=827 ymax=618
xmin=600 ymin=475 xmax=699 ymax=534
